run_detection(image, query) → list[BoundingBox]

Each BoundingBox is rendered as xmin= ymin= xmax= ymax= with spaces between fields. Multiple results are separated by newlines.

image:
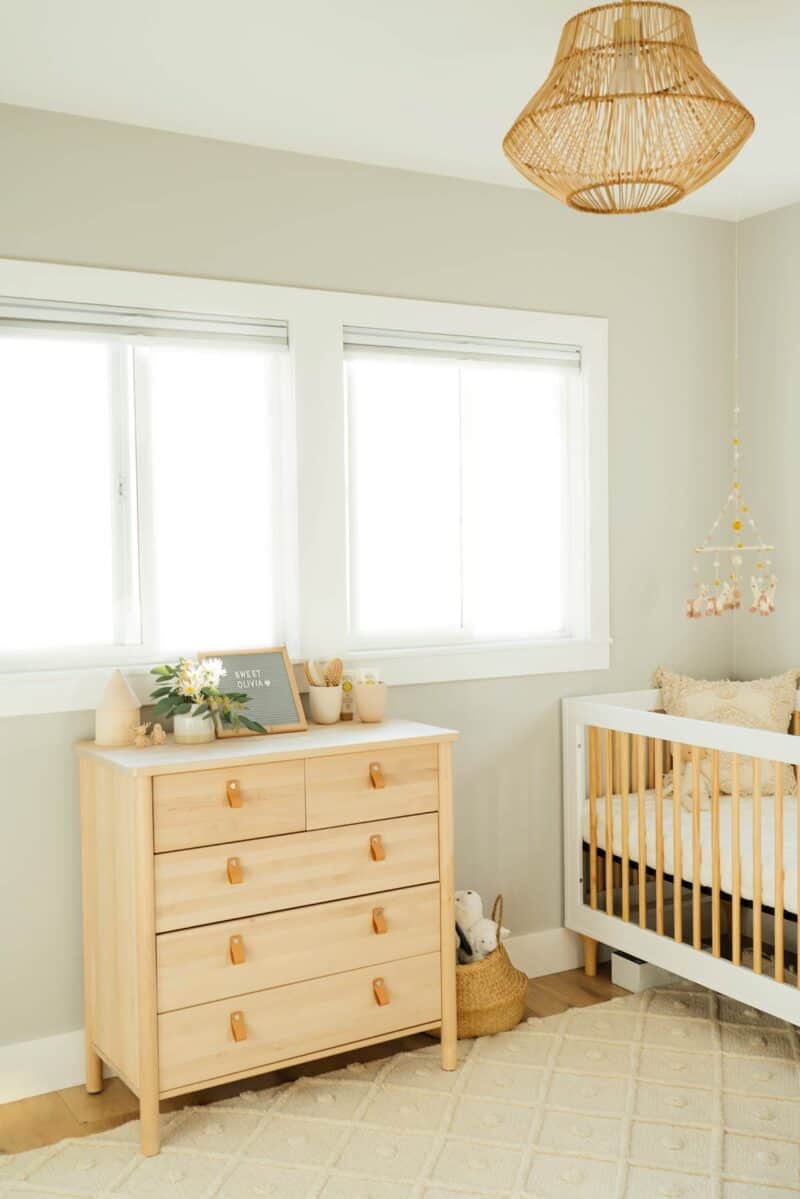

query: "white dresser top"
xmin=76 ymin=718 xmax=458 ymax=776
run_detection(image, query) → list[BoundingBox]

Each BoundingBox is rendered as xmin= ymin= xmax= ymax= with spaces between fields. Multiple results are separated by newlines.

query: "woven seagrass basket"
xmin=455 ymin=896 xmax=528 ymax=1039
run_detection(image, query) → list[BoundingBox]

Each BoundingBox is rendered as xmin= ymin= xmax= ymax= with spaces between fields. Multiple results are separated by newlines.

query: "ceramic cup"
xmin=308 ymin=684 xmax=342 ymax=724
xmin=354 ymin=681 xmax=387 ymax=723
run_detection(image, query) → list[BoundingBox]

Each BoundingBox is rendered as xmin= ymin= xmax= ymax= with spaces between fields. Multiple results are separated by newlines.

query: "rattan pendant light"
xmin=503 ymin=1 xmax=755 ymax=214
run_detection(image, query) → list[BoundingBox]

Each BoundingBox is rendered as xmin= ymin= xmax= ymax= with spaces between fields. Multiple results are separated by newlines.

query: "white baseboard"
xmin=505 ymin=926 xmax=605 ymax=978
xmin=0 ymin=926 xmax=590 ymax=1104
xmin=0 ymin=1028 xmax=111 ymax=1104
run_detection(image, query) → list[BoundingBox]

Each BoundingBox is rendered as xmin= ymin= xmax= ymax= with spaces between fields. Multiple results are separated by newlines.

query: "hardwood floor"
xmin=0 ymin=966 xmax=626 ymax=1155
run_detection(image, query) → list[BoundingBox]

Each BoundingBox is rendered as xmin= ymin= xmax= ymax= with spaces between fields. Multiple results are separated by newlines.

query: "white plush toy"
xmin=455 ymin=889 xmax=510 ymax=962
xmin=466 ymin=917 xmax=501 ymax=959
xmin=454 ymin=889 xmax=483 ymax=931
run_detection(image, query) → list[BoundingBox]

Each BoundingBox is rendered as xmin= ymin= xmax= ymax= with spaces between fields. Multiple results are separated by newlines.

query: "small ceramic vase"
xmin=173 ymin=706 xmax=215 ymax=744
xmin=308 ymin=684 xmax=342 ymax=724
xmin=354 ymin=681 xmax=387 ymax=723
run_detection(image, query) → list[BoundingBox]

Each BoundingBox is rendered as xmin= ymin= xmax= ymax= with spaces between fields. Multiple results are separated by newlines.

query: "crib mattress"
xmin=582 ymin=790 xmax=799 ymax=915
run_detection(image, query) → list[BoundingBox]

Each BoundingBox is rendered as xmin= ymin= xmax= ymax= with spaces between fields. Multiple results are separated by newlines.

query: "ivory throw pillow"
xmin=655 ymin=666 xmax=798 ymax=806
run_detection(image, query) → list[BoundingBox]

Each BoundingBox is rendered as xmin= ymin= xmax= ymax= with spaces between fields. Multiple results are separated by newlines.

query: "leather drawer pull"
xmin=372 ymin=906 xmax=388 ymax=934
xmin=372 ymin=977 xmax=391 ymax=1006
xmin=227 ymin=856 xmax=243 ymax=885
xmin=369 ymin=762 xmax=385 ymax=789
xmin=369 ymin=834 xmax=386 ymax=861
xmin=230 ymin=1010 xmax=247 ymax=1041
xmin=229 ymin=934 xmax=245 ymax=965
xmin=226 ymin=779 xmax=242 ymax=808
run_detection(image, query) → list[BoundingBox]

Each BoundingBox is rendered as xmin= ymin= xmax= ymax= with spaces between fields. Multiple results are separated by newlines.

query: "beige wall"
xmin=736 ymin=202 xmax=800 ymax=680
xmin=0 ymin=104 xmax=736 ymax=1047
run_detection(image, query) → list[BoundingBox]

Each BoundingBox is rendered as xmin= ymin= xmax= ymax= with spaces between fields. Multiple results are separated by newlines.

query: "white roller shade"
xmin=343 ymin=325 xmax=580 ymax=370
xmin=0 ymin=298 xmax=288 ymax=347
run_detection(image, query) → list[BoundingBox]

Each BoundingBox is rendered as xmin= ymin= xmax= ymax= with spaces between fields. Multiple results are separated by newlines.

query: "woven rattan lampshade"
xmin=503 ymin=1 xmax=754 ymax=214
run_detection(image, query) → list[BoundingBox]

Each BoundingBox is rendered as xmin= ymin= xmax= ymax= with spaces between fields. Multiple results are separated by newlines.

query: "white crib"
xmin=563 ymin=689 xmax=800 ymax=1025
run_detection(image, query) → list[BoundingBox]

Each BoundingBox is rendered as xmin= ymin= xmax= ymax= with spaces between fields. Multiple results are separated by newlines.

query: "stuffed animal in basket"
xmin=454 ymin=889 xmax=511 ymax=963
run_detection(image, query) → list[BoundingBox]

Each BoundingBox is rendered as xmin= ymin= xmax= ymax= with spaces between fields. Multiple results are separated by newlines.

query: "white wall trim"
xmin=0 ymin=1029 xmax=112 ymax=1105
xmin=0 ymin=641 xmax=614 ymax=719
xmin=0 ymin=925 xmax=588 ymax=1103
xmin=503 ymin=926 xmax=601 ymax=979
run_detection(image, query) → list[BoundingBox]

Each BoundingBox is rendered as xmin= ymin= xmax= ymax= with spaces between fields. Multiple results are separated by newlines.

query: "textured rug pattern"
xmin=1 ymin=983 xmax=798 ymax=1198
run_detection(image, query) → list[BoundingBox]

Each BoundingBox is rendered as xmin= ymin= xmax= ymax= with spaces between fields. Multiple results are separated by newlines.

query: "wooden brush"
xmin=304 ymin=659 xmax=326 ymax=688
xmin=324 ymin=657 xmax=344 ymax=687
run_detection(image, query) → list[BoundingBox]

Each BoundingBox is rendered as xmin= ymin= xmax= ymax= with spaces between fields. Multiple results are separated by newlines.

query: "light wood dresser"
xmin=76 ymin=719 xmax=458 ymax=1156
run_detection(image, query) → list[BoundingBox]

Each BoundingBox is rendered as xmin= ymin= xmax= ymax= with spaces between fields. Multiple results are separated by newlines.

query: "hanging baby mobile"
xmin=687 ymin=382 xmax=776 ymax=621
xmin=687 ymin=225 xmax=776 ymax=620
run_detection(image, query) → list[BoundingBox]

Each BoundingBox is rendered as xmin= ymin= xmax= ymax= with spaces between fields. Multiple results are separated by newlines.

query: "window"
xmin=1 ymin=336 xmax=121 ymax=653
xmin=345 ymin=330 xmax=582 ymax=651
xmin=0 ymin=260 xmax=607 ymax=706
xmin=138 ymin=342 xmax=289 ymax=651
xmin=0 ymin=302 xmax=290 ymax=669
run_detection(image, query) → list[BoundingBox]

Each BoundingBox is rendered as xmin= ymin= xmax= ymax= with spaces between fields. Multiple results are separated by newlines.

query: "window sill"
xmin=342 ymin=638 xmax=611 ymax=687
xmin=0 ymin=639 xmax=610 ymax=718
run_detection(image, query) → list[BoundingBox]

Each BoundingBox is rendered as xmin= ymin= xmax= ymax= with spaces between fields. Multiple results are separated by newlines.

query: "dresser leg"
xmin=133 ymin=775 xmax=161 ymax=1157
xmin=85 ymin=1041 xmax=104 ymax=1095
xmin=440 ymin=926 xmax=458 ymax=1070
xmin=440 ymin=1013 xmax=458 ymax=1071
xmin=139 ymin=1092 xmax=161 ymax=1156
xmin=437 ymin=741 xmax=458 ymax=1070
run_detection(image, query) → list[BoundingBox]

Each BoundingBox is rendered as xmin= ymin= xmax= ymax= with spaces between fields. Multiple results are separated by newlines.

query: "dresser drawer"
xmin=153 ymin=761 xmax=305 ymax=852
xmin=306 ymin=744 xmax=438 ymax=829
xmin=156 ymin=883 xmax=440 ymax=1011
xmin=158 ymin=951 xmax=441 ymax=1093
xmin=155 ymin=813 xmax=439 ymax=933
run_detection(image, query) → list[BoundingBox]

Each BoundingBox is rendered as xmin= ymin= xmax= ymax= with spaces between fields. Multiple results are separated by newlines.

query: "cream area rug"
xmin=1 ymin=983 xmax=798 ymax=1199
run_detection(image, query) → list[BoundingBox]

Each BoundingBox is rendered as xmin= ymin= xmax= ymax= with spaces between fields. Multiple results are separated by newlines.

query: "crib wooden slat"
xmin=620 ymin=733 xmax=630 ymax=922
xmin=673 ymin=744 xmax=683 ymax=943
xmin=588 ymin=726 xmax=599 ymax=910
xmin=691 ymin=746 xmax=702 ymax=950
xmin=711 ymin=750 xmax=721 ymax=958
xmin=654 ymin=738 xmax=665 ymax=936
xmin=731 ymin=754 xmax=741 ymax=966
xmin=774 ymin=761 xmax=784 ymax=984
xmin=647 ymin=738 xmax=655 ymax=790
xmin=753 ymin=758 xmax=762 ymax=975
xmin=605 ymin=729 xmax=614 ymax=916
xmin=636 ymin=735 xmax=647 ymax=928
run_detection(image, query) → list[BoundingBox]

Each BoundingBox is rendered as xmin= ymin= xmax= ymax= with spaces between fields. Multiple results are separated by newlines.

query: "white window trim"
xmin=0 ymin=258 xmax=609 ymax=716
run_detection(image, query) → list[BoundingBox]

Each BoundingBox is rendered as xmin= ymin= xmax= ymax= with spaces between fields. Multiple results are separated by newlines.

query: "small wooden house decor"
xmin=95 ymin=669 xmax=140 ymax=746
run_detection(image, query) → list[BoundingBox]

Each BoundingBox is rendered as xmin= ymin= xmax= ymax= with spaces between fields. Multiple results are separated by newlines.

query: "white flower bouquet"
xmin=149 ymin=657 xmax=266 ymax=733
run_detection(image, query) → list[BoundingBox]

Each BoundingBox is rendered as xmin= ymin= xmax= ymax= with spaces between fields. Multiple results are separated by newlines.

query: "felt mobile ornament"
xmin=687 ymin=232 xmax=776 ymax=619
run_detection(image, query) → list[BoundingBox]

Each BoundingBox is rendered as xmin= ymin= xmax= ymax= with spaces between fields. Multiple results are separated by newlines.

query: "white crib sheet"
xmin=582 ymin=791 xmax=799 ymax=915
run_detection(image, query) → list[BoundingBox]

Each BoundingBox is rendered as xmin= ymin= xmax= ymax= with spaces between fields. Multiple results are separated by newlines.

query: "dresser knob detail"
xmin=372 ymin=906 xmax=388 ymax=934
xmin=226 ymin=856 xmax=243 ymax=885
xmin=369 ymin=762 xmax=385 ymax=789
xmin=229 ymin=934 xmax=246 ymax=964
xmin=369 ymin=834 xmax=386 ymax=861
xmin=226 ymin=779 xmax=243 ymax=808
xmin=230 ymin=1010 xmax=247 ymax=1041
xmin=373 ymin=977 xmax=391 ymax=1006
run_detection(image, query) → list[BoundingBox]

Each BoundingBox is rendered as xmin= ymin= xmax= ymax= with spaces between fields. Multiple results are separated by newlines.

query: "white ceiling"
xmin=0 ymin=0 xmax=797 ymax=222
